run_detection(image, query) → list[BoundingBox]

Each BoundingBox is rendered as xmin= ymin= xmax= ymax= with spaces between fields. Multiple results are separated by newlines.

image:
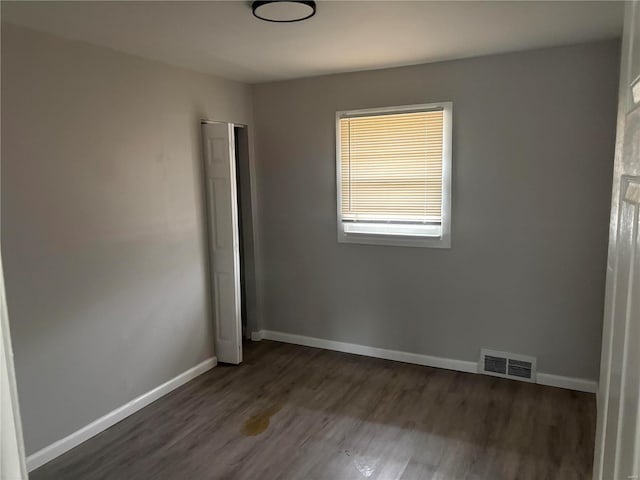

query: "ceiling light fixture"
xmin=252 ymin=1 xmax=316 ymax=23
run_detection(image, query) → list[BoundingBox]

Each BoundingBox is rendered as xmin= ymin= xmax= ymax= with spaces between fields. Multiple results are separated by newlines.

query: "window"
xmin=336 ymin=102 xmax=452 ymax=248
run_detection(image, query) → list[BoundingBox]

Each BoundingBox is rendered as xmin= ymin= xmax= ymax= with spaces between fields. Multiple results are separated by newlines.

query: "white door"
xmin=202 ymin=122 xmax=242 ymax=365
xmin=594 ymin=2 xmax=640 ymax=479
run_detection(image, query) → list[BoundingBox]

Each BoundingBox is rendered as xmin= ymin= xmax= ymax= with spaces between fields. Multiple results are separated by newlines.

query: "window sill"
xmin=343 ymin=222 xmax=441 ymax=237
xmin=338 ymin=226 xmax=451 ymax=249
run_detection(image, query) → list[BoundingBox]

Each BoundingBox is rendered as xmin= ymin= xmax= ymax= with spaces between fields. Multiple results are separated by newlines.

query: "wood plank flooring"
xmin=31 ymin=340 xmax=596 ymax=480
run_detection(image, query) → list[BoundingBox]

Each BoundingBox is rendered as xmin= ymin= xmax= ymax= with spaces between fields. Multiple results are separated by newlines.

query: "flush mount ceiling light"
xmin=252 ymin=1 xmax=316 ymax=23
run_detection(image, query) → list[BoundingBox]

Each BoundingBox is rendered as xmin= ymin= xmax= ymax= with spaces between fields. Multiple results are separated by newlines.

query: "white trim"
xmin=335 ymin=101 xmax=453 ymax=249
xmin=26 ymin=357 xmax=217 ymax=472
xmin=260 ymin=330 xmax=477 ymax=373
xmin=338 ymin=103 xmax=447 ymax=117
xmin=257 ymin=330 xmax=597 ymax=394
xmin=343 ymin=222 xmax=442 ymax=238
xmin=250 ymin=330 xmax=264 ymax=341
xmin=537 ymin=373 xmax=598 ymax=394
xmin=1 ymin=250 xmax=28 ymax=479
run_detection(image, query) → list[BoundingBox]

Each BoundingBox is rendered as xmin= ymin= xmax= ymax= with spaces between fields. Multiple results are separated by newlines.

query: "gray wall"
xmin=252 ymin=41 xmax=620 ymax=381
xmin=1 ymin=23 xmax=254 ymax=454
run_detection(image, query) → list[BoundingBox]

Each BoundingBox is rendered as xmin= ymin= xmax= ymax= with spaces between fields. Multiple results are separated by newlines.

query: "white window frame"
xmin=335 ymin=102 xmax=453 ymax=248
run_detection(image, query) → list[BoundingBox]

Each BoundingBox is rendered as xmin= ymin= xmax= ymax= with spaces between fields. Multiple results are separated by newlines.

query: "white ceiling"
xmin=2 ymin=1 xmax=624 ymax=84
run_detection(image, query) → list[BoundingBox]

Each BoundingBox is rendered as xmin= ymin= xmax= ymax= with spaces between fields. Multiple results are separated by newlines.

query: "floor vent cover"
xmin=479 ymin=349 xmax=536 ymax=383
xmin=484 ymin=355 xmax=507 ymax=375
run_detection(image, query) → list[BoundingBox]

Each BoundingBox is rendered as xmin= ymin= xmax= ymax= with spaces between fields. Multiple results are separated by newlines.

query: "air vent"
xmin=484 ymin=355 xmax=507 ymax=374
xmin=479 ymin=349 xmax=536 ymax=383
xmin=508 ymin=359 xmax=533 ymax=379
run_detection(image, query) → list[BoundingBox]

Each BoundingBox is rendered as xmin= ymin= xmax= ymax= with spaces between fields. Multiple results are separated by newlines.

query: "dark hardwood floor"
xmin=31 ymin=340 xmax=596 ymax=480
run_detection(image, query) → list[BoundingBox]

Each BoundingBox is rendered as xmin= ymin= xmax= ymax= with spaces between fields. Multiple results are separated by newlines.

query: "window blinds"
xmin=339 ymin=110 xmax=444 ymax=224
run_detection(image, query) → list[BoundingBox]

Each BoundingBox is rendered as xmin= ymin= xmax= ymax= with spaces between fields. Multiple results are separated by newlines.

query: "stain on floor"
xmin=241 ymin=403 xmax=283 ymax=436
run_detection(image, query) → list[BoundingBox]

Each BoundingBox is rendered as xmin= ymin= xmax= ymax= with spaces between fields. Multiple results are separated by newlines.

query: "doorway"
xmin=234 ymin=125 xmax=258 ymax=342
xmin=201 ymin=121 xmax=257 ymax=365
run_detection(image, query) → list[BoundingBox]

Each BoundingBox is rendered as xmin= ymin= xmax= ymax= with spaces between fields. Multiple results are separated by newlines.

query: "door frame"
xmin=593 ymin=1 xmax=640 ymax=478
xmin=1 ymin=249 xmax=28 ymax=479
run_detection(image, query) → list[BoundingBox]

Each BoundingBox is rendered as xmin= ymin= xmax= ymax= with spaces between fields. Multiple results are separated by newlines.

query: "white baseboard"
xmin=250 ymin=330 xmax=264 ymax=341
xmin=26 ymin=357 xmax=217 ymax=472
xmin=257 ymin=330 xmax=597 ymax=394
xmin=260 ymin=330 xmax=477 ymax=373
xmin=537 ymin=372 xmax=597 ymax=393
